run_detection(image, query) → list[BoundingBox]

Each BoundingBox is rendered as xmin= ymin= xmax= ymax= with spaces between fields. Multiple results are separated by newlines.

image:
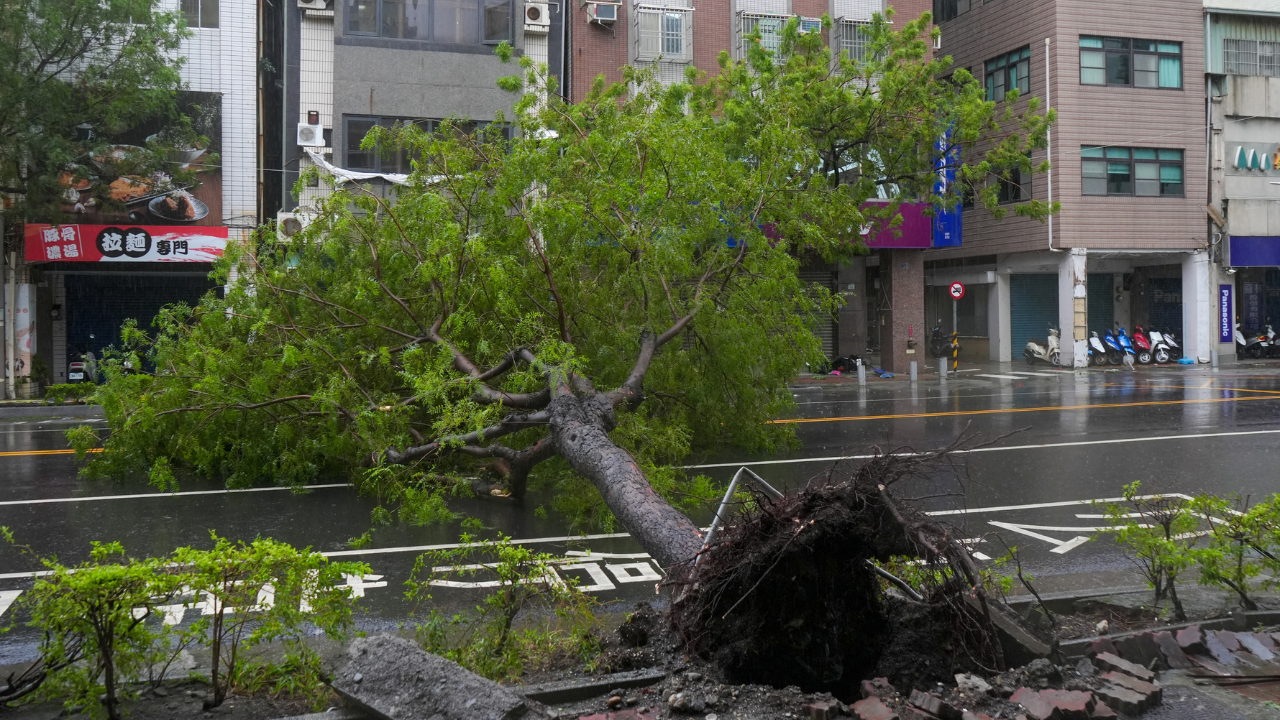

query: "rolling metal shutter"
xmin=67 ymin=273 xmax=217 ymax=363
xmin=1009 ymin=274 xmax=1059 ymax=351
xmin=1148 ymin=277 xmax=1183 ymax=332
xmin=1087 ymin=273 xmax=1114 ymax=336
xmin=799 ymin=269 xmax=837 ymax=359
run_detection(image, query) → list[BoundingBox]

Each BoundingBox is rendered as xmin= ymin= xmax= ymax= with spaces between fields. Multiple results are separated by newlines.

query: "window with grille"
xmin=636 ymin=6 xmax=692 ymax=62
xmin=839 ymin=19 xmax=872 ymax=64
xmin=738 ymin=13 xmax=789 ymax=58
xmin=1224 ymin=38 xmax=1280 ymax=77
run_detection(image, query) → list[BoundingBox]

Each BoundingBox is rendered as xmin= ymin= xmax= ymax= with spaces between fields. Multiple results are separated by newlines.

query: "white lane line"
xmin=1005 ymin=371 xmax=1059 ymax=377
xmin=321 ymin=532 xmax=634 ymax=558
xmin=682 ymin=429 xmax=1280 ymax=469
xmin=976 ymin=374 xmax=1030 ymax=380
xmin=0 ymin=483 xmax=351 ymax=507
xmin=926 ymin=494 xmax=1192 ymax=517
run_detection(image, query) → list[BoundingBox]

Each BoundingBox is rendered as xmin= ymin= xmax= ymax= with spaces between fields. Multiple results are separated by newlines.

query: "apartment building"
xmin=279 ymin=0 xmax=565 ymax=216
xmin=931 ymin=0 xmax=1213 ymax=366
xmin=1207 ymin=0 xmax=1280 ymax=358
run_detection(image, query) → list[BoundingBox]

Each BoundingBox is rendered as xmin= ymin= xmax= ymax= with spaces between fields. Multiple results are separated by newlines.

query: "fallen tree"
xmin=74 ymin=12 xmax=1053 ymax=687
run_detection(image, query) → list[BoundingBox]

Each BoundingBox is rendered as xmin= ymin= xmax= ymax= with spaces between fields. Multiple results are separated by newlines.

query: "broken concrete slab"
xmin=1099 ymin=672 xmax=1162 ymax=706
xmin=1093 ymin=684 xmax=1146 ymax=715
xmin=1251 ymin=632 xmax=1278 ymax=651
xmin=1203 ymin=631 xmax=1239 ymax=665
xmin=1151 ymin=631 xmax=1194 ymax=670
xmin=331 ymin=634 xmax=541 ymax=720
xmin=519 ymin=669 xmax=666 ymax=704
xmin=803 ymin=700 xmax=839 ymax=720
xmin=852 ymin=696 xmax=899 ymax=720
xmin=1086 ymin=638 xmax=1117 ymax=659
xmin=954 ymin=673 xmax=992 ymax=696
xmin=1236 ymin=632 xmax=1276 ymax=661
xmin=907 ymin=689 xmax=960 ymax=720
xmin=960 ymin=713 xmax=995 ymax=720
xmin=1174 ymin=625 xmax=1205 ymax=655
xmin=1087 ymin=701 xmax=1116 ymax=719
xmin=1114 ymin=635 xmax=1163 ymax=671
xmin=1037 ymin=690 xmax=1095 ymax=720
xmin=1215 ymin=630 xmax=1242 ymax=652
xmin=861 ymin=677 xmax=896 ymax=699
xmin=576 ymin=710 xmax=656 ymax=720
xmin=1090 ymin=652 xmax=1155 ymax=682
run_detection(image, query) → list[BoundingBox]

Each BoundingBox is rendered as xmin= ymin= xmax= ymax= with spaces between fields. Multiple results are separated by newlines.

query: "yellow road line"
xmin=770 ymin=393 xmax=1280 ymax=424
xmin=0 ymin=448 xmax=101 ymax=458
xmin=1200 ymin=378 xmax=1215 ymax=389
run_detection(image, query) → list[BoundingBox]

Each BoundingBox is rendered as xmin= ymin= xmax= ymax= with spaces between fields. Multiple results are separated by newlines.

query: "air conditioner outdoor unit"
xmin=298 ymin=0 xmax=328 ymax=9
xmin=586 ymin=2 xmax=617 ymax=23
xmin=525 ymin=1 xmax=550 ymax=31
xmin=276 ymin=211 xmax=314 ymax=238
xmin=799 ymin=17 xmax=822 ymax=33
xmin=296 ymin=122 xmax=324 ymax=147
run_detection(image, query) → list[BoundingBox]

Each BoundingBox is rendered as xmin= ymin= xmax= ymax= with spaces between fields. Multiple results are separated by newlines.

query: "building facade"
xmin=931 ymin=0 xmax=1214 ymax=366
xmin=1207 ymin=1 xmax=1280 ymax=358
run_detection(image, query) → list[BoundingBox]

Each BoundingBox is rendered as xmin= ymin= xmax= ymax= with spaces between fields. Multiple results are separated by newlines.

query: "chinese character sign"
xmin=25 ymin=224 xmax=227 ymax=263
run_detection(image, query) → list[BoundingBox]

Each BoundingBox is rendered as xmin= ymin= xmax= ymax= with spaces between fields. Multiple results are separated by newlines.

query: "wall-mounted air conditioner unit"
xmin=525 ymin=2 xmax=550 ymax=32
xmin=799 ymin=17 xmax=822 ymax=34
xmin=586 ymin=2 xmax=618 ymax=24
xmin=296 ymin=121 xmax=324 ymax=147
xmin=298 ymin=0 xmax=329 ymax=9
xmin=276 ymin=211 xmax=314 ymax=238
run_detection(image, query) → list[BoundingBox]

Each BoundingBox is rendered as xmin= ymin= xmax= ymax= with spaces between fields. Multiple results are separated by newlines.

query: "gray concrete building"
xmin=932 ymin=0 xmax=1214 ymax=366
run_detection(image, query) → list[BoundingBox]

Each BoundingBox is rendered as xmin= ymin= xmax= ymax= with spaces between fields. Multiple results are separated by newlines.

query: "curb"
xmin=0 ymin=404 xmax=102 ymax=419
xmin=268 ymin=711 xmax=366 ymax=720
xmin=519 ymin=669 xmax=668 ymax=705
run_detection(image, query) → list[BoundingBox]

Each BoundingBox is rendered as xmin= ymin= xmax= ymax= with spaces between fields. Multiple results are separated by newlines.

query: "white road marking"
xmin=976 ymin=374 xmax=1031 ymax=380
xmin=1005 ymin=371 xmax=1060 ymax=377
xmin=926 ymin=494 xmax=1193 ymax=517
xmin=0 ymin=590 xmax=21 ymax=617
xmin=0 ymin=483 xmax=352 ymax=507
xmin=321 ymin=532 xmax=633 ymax=559
xmin=683 ymin=429 xmax=1280 ymax=469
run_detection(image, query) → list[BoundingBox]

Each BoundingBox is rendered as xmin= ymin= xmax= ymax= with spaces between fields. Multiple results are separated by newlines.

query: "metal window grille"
xmin=635 ymin=6 xmax=693 ymax=62
xmin=1225 ymin=38 xmax=1259 ymax=76
xmin=1261 ymin=41 xmax=1280 ymax=77
xmin=838 ymin=19 xmax=872 ymax=63
xmin=737 ymin=12 xmax=790 ymax=58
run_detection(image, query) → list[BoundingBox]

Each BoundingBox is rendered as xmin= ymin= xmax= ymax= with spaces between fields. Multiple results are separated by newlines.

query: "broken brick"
xmin=1251 ymin=632 xmax=1279 ymax=651
xmin=804 ymin=700 xmax=838 ymax=720
xmin=1091 ymin=652 xmax=1155 ymax=682
xmin=1204 ymin=631 xmax=1239 ymax=665
xmin=1115 ymin=635 xmax=1163 ymax=671
xmin=1175 ymin=625 xmax=1206 ymax=655
xmin=1100 ymin=672 xmax=1162 ymax=705
xmin=852 ymin=696 xmax=900 ymax=720
xmin=961 ymin=713 xmax=995 ymax=720
xmin=1094 ymin=684 xmax=1148 ymax=715
xmin=1088 ymin=701 xmax=1117 ymax=719
xmin=908 ymin=690 xmax=961 ymax=720
xmin=1041 ymin=690 xmax=1096 ymax=720
xmin=1217 ymin=630 xmax=1242 ymax=652
xmin=861 ymin=677 xmax=896 ymax=699
xmin=1237 ymin=633 xmax=1276 ymax=661
xmin=901 ymin=708 xmax=937 ymax=720
xmin=1087 ymin=638 xmax=1118 ymax=658
xmin=1010 ymin=687 xmax=1061 ymax=720
xmin=1152 ymin=631 xmax=1194 ymax=670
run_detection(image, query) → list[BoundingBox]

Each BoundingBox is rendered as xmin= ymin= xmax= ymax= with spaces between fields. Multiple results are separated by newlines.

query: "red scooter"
xmin=1131 ymin=326 xmax=1154 ymax=365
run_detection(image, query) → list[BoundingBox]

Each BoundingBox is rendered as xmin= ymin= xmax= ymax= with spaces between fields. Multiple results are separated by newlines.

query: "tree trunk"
xmin=546 ymin=391 xmax=704 ymax=571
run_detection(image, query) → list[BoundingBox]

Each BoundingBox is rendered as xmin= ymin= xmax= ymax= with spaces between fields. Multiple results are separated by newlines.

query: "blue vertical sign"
xmin=932 ymin=135 xmax=962 ymax=248
xmin=1219 ymin=284 xmax=1234 ymax=343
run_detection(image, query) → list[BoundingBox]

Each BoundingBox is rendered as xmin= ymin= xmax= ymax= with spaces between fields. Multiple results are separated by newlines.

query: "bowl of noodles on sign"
xmin=148 ymin=190 xmax=208 ymax=223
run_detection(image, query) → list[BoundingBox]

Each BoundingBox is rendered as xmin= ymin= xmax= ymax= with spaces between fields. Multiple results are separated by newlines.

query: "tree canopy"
xmin=0 ymin=0 xmax=194 ymax=220
xmin=72 ymin=13 xmax=1053 ymax=547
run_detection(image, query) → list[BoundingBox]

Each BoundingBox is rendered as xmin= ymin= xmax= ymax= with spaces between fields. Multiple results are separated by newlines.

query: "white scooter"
xmin=1145 ymin=328 xmax=1173 ymax=364
xmin=1088 ymin=331 xmax=1109 ymax=366
xmin=1025 ymin=327 xmax=1060 ymax=366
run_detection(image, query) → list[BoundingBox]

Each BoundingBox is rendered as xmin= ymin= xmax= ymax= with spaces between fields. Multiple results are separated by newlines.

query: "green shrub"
xmin=44 ymin=383 xmax=95 ymax=405
xmin=407 ymin=533 xmax=600 ymax=681
xmin=1101 ymin=482 xmax=1198 ymax=621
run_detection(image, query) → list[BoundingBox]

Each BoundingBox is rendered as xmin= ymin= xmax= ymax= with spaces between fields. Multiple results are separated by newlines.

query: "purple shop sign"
xmin=862 ymin=202 xmax=933 ymax=249
xmin=1220 ymin=284 xmax=1234 ymax=343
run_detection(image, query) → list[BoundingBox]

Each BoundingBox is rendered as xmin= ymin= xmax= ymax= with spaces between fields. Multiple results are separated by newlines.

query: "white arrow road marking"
xmin=0 ymin=590 xmax=21 ymax=618
xmin=987 ymin=521 xmax=1095 ymax=554
xmin=560 ymin=564 xmax=616 ymax=592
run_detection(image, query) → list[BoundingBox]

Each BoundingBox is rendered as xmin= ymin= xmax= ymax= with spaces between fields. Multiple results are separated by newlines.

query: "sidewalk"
xmin=794 ymin=356 xmax=1277 ymax=384
xmin=0 ymin=400 xmax=102 ymax=419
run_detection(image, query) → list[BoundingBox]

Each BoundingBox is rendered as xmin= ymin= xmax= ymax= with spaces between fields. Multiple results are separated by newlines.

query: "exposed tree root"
xmin=670 ymin=437 xmax=1008 ymax=698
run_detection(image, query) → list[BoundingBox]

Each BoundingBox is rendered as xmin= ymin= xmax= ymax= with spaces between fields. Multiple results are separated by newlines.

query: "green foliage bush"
xmin=4 ymin=531 xmax=368 ymax=718
xmin=43 ymin=383 xmax=95 ymax=405
xmin=407 ymin=532 xmax=601 ymax=681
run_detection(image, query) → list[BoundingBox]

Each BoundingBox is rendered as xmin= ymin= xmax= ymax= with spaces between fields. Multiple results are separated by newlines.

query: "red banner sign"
xmin=25 ymin=224 xmax=228 ymax=263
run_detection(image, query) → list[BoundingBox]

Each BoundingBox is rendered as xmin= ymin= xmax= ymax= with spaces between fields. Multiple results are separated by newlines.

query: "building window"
xmin=181 ymin=0 xmax=218 ymax=28
xmin=1081 ymin=146 xmax=1183 ymax=197
xmin=345 ymin=116 xmax=511 ymax=172
xmin=1079 ymin=36 xmax=1181 ymax=89
xmin=997 ymin=165 xmax=1031 ymax=204
xmin=932 ymin=0 xmax=971 ymax=23
xmin=738 ymin=13 xmax=788 ymax=57
xmin=346 ymin=0 xmax=511 ymax=43
xmin=838 ymin=19 xmax=872 ymax=64
xmin=985 ymin=46 xmax=1030 ymax=102
xmin=1224 ymin=39 xmax=1280 ymax=77
xmin=636 ymin=7 xmax=692 ymax=63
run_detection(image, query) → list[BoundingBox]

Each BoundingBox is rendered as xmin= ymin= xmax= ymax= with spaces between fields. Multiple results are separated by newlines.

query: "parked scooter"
xmin=1102 ymin=329 xmax=1124 ymax=365
xmin=1144 ymin=327 xmax=1174 ymax=364
xmin=1116 ymin=326 xmax=1138 ymax=364
xmin=929 ymin=321 xmax=949 ymax=358
xmin=66 ymin=348 xmax=97 ymax=384
xmin=1161 ymin=327 xmax=1183 ymax=359
xmin=1025 ymin=327 xmax=1061 ymax=366
xmin=1237 ymin=322 xmax=1269 ymax=359
xmin=1088 ymin=331 xmax=1109 ymax=366
xmin=1131 ymin=326 xmax=1154 ymax=365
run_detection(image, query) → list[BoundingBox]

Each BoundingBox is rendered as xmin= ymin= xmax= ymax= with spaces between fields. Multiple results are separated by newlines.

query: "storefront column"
xmin=1182 ymin=251 xmax=1213 ymax=363
xmin=991 ymin=270 xmax=1011 ymax=361
xmin=836 ymin=256 xmax=867 ymax=358
xmin=878 ymin=249 xmax=924 ymax=374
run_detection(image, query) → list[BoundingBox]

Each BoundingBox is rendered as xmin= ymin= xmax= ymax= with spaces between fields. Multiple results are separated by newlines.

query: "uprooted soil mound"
xmin=671 ymin=445 xmax=1005 ymax=699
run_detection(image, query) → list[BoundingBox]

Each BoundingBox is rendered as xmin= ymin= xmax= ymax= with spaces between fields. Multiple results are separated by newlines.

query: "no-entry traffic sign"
xmin=949 ymin=281 xmax=966 ymax=300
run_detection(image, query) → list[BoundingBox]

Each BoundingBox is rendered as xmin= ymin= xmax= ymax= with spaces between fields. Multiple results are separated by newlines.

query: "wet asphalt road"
xmin=1 ymin=363 xmax=1279 ymax=661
